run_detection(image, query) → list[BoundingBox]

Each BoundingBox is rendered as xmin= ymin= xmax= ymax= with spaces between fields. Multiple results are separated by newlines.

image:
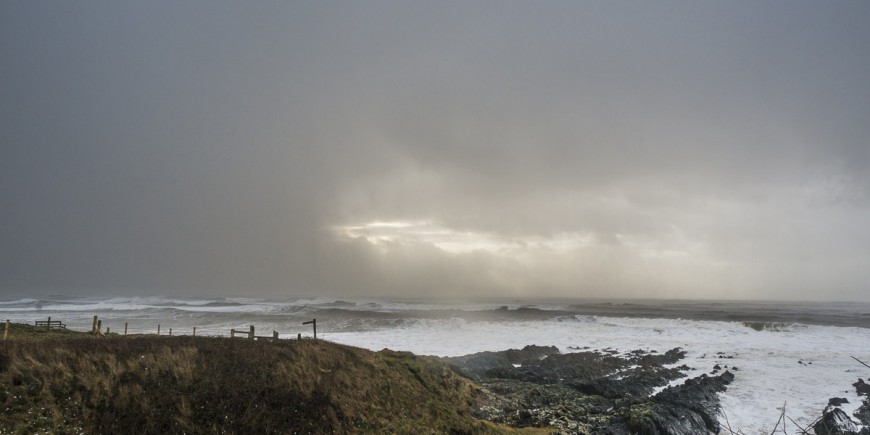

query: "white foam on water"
xmin=2 ymin=296 xmax=868 ymax=434
xmin=326 ymin=316 xmax=870 ymax=435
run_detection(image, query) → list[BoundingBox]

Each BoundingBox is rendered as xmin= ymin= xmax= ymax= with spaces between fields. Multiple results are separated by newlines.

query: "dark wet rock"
xmin=829 ymin=397 xmax=850 ymax=407
xmin=527 ymin=351 xmax=625 ymax=383
xmin=814 ymin=407 xmax=860 ymax=435
xmin=853 ymin=400 xmax=870 ymax=426
xmin=625 ymin=371 xmax=734 ymax=435
xmin=571 ymin=364 xmax=685 ymax=399
xmin=473 ymin=351 xmax=628 ymax=387
xmin=855 ymin=379 xmax=870 ymax=397
xmin=631 ymin=348 xmax=686 ymax=366
xmin=852 ymin=379 xmax=870 ymax=429
xmin=452 ymin=345 xmax=732 ymax=434
xmin=809 ymin=380 xmax=870 ymax=435
xmin=473 ymin=378 xmax=612 ymax=430
xmin=445 ymin=345 xmax=559 ymax=381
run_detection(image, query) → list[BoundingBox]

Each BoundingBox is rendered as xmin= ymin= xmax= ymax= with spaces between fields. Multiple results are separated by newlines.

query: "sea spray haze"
xmin=2 ymin=296 xmax=869 ymax=433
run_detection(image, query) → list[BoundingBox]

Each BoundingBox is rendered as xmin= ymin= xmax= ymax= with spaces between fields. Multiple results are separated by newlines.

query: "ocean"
xmin=2 ymin=296 xmax=868 ymax=434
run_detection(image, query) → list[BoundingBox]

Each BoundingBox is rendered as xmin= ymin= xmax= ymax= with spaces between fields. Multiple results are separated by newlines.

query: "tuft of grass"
xmin=0 ymin=325 xmax=546 ymax=434
xmin=2 ymin=322 xmax=93 ymax=341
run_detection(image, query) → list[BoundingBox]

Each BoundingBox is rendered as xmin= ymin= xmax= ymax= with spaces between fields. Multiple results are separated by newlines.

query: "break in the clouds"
xmin=1 ymin=2 xmax=869 ymax=301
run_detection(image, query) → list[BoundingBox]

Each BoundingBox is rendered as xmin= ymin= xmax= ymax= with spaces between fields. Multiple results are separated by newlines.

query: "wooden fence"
xmin=3 ymin=316 xmax=319 ymax=342
xmin=34 ymin=316 xmax=66 ymax=329
xmin=230 ymin=325 xmax=280 ymax=340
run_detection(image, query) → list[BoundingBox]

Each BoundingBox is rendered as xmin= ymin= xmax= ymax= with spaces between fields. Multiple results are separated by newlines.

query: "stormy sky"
xmin=2 ymin=2 xmax=869 ymax=301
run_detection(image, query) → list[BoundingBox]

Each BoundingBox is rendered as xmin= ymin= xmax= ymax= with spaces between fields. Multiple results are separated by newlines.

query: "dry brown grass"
xmin=0 ymin=325 xmax=548 ymax=434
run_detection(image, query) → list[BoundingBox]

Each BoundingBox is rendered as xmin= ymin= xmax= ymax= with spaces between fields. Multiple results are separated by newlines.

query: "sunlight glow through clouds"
xmin=335 ymin=220 xmax=596 ymax=255
xmin=331 ymin=219 xmax=723 ymax=297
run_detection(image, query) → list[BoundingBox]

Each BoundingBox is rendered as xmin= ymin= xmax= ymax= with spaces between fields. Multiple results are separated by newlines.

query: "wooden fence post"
xmin=92 ymin=316 xmax=98 ymax=334
xmin=303 ymin=319 xmax=317 ymax=340
xmin=157 ymin=324 xmax=161 ymax=336
xmin=97 ymin=320 xmax=102 ymax=335
xmin=193 ymin=327 xmax=197 ymax=337
xmin=46 ymin=316 xmax=52 ymax=330
xmin=230 ymin=329 xmax=235 ymax=338
xmin=106 ymin=327 xmax=110 ymax=334
xmin=124 ymin=322 xmax=128 ymax=336
xmin=4 ymin=319 xmax=8 ymax=340
xmin=273 ymin=330 xmax=278 ymax=339
xmin=169 ymin=328 xmax=172 ymax=336
xmin=249 ymin=325 xmax=255 ymax=340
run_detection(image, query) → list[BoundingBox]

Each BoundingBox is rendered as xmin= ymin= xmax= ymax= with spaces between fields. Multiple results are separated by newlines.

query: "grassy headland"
xmin=0 ymin=324 xmax=546 ymax=434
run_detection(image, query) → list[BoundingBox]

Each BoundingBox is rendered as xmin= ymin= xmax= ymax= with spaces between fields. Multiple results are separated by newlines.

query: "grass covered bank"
xmin=0 ymin=324 xmax=543 ymax=434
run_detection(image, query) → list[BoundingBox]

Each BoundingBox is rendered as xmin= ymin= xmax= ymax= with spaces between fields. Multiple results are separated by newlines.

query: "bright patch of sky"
xmin=336 ymin=220 xmax=594 ymax=254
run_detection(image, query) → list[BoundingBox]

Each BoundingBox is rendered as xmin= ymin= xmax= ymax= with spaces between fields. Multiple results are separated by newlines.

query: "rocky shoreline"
xmin=444 ymin=345 xmax=734 ymax=434
xmin=815 ymin=379 xmax=870 ymax=435
xmin=445 ymin=345 xmax=870 ymax=435
xmin=3 ymin=322 xmax=867 ymax=434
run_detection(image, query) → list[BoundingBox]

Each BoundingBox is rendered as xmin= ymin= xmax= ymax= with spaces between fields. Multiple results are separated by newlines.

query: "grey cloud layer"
xmin=1 ymin=2 xmax=868 ymax=300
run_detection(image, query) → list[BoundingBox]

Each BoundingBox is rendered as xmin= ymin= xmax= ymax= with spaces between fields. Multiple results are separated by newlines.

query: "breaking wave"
xmin=740 ymin=321 xmax=806 ymax=332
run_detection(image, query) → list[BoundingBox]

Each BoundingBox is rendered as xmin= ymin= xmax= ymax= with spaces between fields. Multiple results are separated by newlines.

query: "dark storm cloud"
xmin=1 ymin=2 xmax=868 ymax=300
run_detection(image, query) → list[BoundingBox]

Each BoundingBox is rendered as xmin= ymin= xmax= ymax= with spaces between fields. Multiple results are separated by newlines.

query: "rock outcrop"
xmin=446 ymin=346 xmax=733 ymax=434
xmin=814 ymin=408 xmax=861 ymax=435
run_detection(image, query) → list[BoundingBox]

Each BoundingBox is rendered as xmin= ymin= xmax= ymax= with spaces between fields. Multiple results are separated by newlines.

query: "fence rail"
xmin=34 ymin=317 xmax=66 ymax=330
xmin=3 ymin=316 xmax=318 ymax=342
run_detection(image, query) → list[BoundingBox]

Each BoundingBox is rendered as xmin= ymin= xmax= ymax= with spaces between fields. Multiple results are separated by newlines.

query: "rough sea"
xmin=2 ymin=296 xmax=868 ymax=434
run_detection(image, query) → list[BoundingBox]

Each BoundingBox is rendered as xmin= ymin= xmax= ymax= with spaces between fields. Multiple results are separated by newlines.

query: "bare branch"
xmin=786 ymin=415 xmax=808 ymax=434
xmin=721 ymin=408 xmax=737 ymax=435
xmin=852 ymin=355 xmax=870 ymax=369
xmin=770 ymin=402 xmax=786 ymax=435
